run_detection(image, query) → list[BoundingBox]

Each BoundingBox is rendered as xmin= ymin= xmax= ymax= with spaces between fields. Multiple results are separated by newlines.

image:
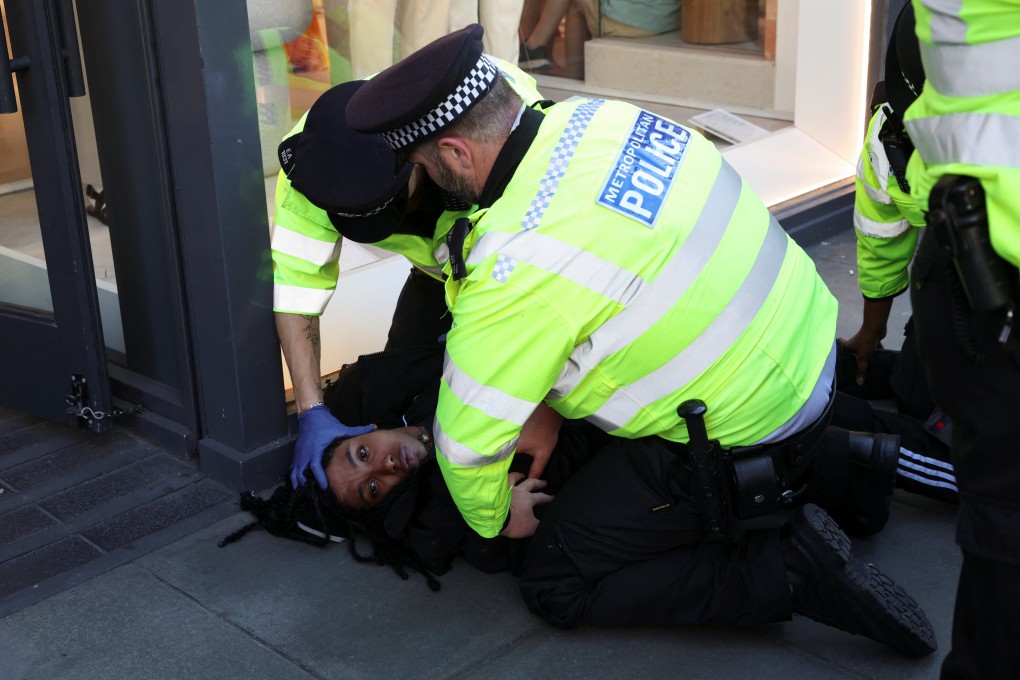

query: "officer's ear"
xmin=436 ymin=136 xmax=473 ymax=171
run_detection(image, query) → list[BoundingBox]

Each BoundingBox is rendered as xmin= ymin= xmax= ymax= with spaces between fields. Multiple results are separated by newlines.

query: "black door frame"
xmin=83 ymin=0 xmax=293 ymax=490
xmin=0 ymin=0 xmax=111 ymax=430
xmin=5 ymin=0 xmax=293 ymax=491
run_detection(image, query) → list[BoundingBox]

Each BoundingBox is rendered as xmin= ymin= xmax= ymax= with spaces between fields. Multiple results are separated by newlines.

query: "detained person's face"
xmin=324 ymin=427 xmax=430 ymax=509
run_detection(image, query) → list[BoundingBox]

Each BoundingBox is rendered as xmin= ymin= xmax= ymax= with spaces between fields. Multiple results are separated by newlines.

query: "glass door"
xmin=0 ymin=0 xmax=111 ymax=430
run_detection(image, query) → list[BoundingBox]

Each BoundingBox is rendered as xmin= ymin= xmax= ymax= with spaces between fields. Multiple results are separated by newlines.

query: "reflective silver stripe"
xmin=435 ymin=424 xmax=517 ymax=468
xmin=921 ymin=37 xmax=1020 ymax=97
xmin=271 ymin=224 xmax=341 ymax=266
xmin=855 ymin=212 xmax=911 ymax=239
xmin=861 ymin=108 xmax=893 ymax=202
xmin=922 ymin=0 xmax=967 ymax=43
xmin=439 ymin=353 xmax=535 ymax=467
xmin=859 ymin=152 xmax=892 ymax=204
xmin=419 ymin=265 xmax=446 ymax=278
xmin=588 ymin=213 xmax=789 ymax=431
xmin=273 ymin=283 xmax=334 ymax=314
xmin=907 ymin=112 xmax=1020 ymax=168
xmin=442 ymin=354 xmax=536 ymax=428
xmin=861 ymin=177 xmax=893 ymax=205
xmin=551 ymin=160 xmax=741 ymax=399
xmin=468 ymin=230 xmax=645 ymax=305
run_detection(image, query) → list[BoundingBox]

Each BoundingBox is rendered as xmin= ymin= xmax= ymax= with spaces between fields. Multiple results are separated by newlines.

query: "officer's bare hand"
xmin=518 ymin=403 xmax=563 ymax=480
xmin=500 ymin=472 xmax=553 ymax=539
xmin=841 ymin=297 xmax=894 ymax=385
xmin=840 ymin=331 xmax=884 ymax=385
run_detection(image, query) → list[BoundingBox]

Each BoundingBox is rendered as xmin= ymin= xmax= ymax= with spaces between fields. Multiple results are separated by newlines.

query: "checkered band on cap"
xmin=380 ymin=55 xmax=498 ymax=150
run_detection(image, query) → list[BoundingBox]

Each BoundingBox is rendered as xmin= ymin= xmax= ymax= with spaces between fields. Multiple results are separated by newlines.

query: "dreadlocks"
xmin=219 ymin=438 xmax=441 ymax=592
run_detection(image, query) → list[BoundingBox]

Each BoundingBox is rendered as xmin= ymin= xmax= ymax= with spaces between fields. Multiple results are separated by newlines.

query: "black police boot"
xmin=828 ymin=432 xmax=901 ymax=536
xmin=781 ymin=503 xmax=937 ymax=657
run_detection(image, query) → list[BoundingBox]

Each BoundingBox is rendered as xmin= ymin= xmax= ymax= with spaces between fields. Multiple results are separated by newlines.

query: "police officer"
xmin=272 ymin=62 xmax=544 ymax=490
xmin=902 ymin=1 xmax=1020 ymax=677
xmin=838 ymin=4 xmax=958 ymax=505
xmin=843 ymin=5 xmax=927 ymax=384
xmin=344 ymin=24 xmax=938 ymax=655
xmin=346 ymin=23 xmax=874 ymax=540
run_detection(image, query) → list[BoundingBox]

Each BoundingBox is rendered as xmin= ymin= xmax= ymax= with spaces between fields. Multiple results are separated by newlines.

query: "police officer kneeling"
xmin=346 ymin=24 xmax=937 ymax=656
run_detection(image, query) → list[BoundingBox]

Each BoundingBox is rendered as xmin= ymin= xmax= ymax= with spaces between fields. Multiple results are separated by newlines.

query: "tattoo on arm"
xmin=302 ymin=315 xmax=320 ymax=350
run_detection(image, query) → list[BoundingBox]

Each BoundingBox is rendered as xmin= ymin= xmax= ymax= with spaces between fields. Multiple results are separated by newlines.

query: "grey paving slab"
xmin=460 ymin=626 xmax=864 ymax=680
xmin=139 ymin=514 xmax=543 ymax=680
xmin=749 ymin=497 xmax=958 ymax=680
xmin=0 ymin=565 xmax=312 ymax=680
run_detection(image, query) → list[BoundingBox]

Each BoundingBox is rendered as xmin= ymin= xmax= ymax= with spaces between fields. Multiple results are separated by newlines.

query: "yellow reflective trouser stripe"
xmin=551 ymin=160 xmax=740 ymax=399
xmin=906 ymin=112 xmax=1020 ymax=169
xmin=588 ymin=214 xmax=789 ymax=432
xmin=921 ymin=36 xmax=1020 ymax=98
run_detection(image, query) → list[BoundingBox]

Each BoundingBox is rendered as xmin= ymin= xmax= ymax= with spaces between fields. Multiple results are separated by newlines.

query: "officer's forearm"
xmin=860 ymin=296 xmax=895 ymax=340
xmin=276 ymin=312 xmax=324 ymax=412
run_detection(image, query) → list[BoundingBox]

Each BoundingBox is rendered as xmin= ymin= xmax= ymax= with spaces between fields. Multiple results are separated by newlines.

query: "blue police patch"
xmin=597 ymin=111 xmax=690 ymax=227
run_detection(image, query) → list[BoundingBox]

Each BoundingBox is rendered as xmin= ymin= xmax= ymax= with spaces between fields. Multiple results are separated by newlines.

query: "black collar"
xmin=478 ymin=105 xmax=545 ymax=209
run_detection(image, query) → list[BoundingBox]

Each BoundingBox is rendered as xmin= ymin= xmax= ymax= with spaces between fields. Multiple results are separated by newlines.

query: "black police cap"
xmin=345 ymin=24 xmax=498 ymax=150
xmin=885 ymin=3 xmax=924 ymax=118
xmin=277 ymin=79 xmax=413 ymax=242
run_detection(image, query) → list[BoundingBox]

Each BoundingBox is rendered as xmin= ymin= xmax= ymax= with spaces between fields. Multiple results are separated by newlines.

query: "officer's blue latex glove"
xmin=291 ymin=404 xmax=375 ymax=489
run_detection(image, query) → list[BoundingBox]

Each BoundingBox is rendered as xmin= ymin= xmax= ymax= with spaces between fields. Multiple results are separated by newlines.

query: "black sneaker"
xmin=782 ymin=503 xmax=937 ymax=657
xmin=296 ymin=505 xmax=349 ymax=543
xmin=519 ymin=42 xmax=550 ymax=71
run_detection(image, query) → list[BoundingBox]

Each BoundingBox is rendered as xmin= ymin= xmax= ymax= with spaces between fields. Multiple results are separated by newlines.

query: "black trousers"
xmin=519 ymin=437 xmax=792 ymax=629
xmin=910 ymin=230 xmax=1020 ymax=679
xmin=518 ymin=409 xmax=908 ymax=629
xmin=385 ymin=268 xmax=451 ymax=351
xmin=830 ymin=391 xmax=957 ymax=505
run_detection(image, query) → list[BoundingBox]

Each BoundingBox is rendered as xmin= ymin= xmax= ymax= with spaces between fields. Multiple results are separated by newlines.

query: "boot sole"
xmin=791 ymin=504 xmax=937 ymax=657
xmin=844 ymin=559 xmax=938 ymax=657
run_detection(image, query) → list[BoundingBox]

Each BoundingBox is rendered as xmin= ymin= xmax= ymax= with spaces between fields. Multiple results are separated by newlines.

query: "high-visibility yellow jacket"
xmin=270 ymin=59 xmax=545 ymax=315
xmin=854 ymin=106 xmax=926 ymax=299
xmin=436 ymin=98 xmax=838 ymax=537
xmin=904 ymin=0 xmax=1020 ymax=269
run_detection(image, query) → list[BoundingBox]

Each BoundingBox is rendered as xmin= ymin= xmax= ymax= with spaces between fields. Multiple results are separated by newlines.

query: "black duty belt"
xmin=729 ymin=380 xmax=835 ymax=489
xmin=676 ymin=381 xmax=835 ymax=541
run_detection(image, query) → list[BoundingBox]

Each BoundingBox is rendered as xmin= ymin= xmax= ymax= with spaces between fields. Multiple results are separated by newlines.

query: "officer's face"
xmin=409 ymin=146 xmax=480 ymax=205
xmin=324 ymin=427 xmax=430 ymax=509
